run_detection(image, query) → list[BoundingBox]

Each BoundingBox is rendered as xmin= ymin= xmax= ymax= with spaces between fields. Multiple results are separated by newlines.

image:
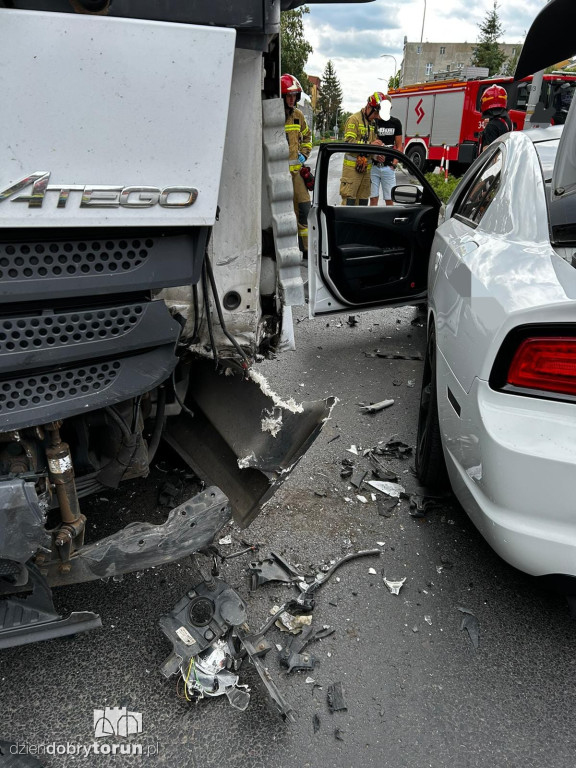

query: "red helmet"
xmin=481 ymin=85 xmax=507 ymax=113
xmin=367 ymin=91 xmax=387 ymax=109
xmin=281 ymin=74 xmax=302 ymax=102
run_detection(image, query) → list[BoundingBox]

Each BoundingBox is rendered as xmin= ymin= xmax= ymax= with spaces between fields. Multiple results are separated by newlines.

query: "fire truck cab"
xmin=390 ymin=73 xmax=576 ymax=172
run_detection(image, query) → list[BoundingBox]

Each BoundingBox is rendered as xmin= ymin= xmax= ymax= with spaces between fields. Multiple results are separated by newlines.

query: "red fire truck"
xmin=389 ymin=73 xmax=576 ymax=171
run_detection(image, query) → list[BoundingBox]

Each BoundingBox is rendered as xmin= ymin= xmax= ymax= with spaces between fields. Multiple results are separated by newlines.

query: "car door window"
xmin=453 ymin=149 xmax=503 ymax=226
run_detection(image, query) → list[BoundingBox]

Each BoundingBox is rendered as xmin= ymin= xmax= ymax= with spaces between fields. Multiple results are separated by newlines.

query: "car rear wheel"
xmin=416 ymin=328 xmax=448 ymax=490
xmin=406 ymin=144 xmax=427 ymax=171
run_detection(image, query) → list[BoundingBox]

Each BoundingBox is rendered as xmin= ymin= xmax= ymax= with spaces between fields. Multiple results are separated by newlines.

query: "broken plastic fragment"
xmin=367 ymin=481 xmax=405 ymax=497
xmin=327 ymin=682 xmax=347 ymax=712
xmin=274 ymin=610 xmax=313 ymax=634
xmin=368 ymin=568 xmax=377 ymax=575
xmin=359 ymin=399 xmax=394 ymax=414
xmin=346 ymin=445 xmax=359 ymax=456
xmin=378 ymin=496 xmax=399 ymax=517
xmin=218 ymin=534 xmax=232 ymax=545
xmin=384 ymin=577 xmax=406 ymax=595
xmin=356 ymin=495 xmax=368 ymax=503
xmin=313 ymin=714 xmax=321 ymax=733
xmin=458 ymin=607 xmax=479 ymax=649
xmin=424 ymin=615 xmax=432 ymax=625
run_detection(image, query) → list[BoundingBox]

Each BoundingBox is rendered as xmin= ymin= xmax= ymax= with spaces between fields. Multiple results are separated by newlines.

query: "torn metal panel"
xmin=5 ymin=487 xmax=231 ymax=591
xmin=164 ymin=358 xmax=336 ymax=528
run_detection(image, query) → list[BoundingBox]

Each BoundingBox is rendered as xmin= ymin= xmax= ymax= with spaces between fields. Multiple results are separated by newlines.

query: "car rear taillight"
xmin=507 ymin=337 xmax=576 ymax=396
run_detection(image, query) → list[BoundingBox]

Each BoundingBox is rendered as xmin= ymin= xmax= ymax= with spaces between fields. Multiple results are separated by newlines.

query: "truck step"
xmin=0 ymin=563 xmax=101 ymax=650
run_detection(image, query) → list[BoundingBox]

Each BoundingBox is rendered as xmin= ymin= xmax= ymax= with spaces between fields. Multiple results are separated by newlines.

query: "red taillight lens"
xmin=507 ymin=337 xmax=576 ymax=396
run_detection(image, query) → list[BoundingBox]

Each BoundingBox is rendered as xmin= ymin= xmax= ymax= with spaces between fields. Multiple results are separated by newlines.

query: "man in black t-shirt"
xmin=370 ymin=95 xmax=403 ymax=206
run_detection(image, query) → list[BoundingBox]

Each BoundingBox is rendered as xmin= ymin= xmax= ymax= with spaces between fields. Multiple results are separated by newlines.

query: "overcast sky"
xmin=304 ymin=0 xmax=547 ymax=112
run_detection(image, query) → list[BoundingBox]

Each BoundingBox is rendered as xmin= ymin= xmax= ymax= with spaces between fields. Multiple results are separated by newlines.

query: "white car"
xmin=309 ymin=105 xmax=576 ymax=590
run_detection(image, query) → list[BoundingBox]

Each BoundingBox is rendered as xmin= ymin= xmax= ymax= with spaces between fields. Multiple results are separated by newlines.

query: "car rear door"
xmin=308 ymin=143 xmax=441 ymax=317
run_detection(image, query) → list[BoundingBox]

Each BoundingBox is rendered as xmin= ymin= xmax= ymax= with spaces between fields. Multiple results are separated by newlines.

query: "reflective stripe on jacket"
xmin=285 ymin=107 xmax=312 ymax=172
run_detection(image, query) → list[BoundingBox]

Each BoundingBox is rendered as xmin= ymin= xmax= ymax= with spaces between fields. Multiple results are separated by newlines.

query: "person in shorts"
xmin=370 ymin=95 xmax=403 ymax=206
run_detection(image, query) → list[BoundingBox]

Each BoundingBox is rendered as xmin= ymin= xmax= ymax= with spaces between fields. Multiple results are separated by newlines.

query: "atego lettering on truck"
xmin=389 ymin=72 xmax=576 ymax=171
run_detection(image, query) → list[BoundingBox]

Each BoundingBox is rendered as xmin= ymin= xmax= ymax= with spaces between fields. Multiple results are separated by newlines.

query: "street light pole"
xmin=415 ymin=0 xmax=426 ymax=84
xmin=380 ymin=53 xmax=398 ymax=88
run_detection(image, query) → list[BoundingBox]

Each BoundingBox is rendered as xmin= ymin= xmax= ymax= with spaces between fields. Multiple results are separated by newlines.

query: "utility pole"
xmin=415 ymin=0 xmax=426 ymax=84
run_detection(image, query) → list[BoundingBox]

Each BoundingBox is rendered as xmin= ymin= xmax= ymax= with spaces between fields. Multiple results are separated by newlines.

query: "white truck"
xmin=0 ymin=0 xmax=364 ymax=649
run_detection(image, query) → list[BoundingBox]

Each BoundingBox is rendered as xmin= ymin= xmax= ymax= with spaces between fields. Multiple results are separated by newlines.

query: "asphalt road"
xmin=2 ymin=302 xmax=576 ymax=768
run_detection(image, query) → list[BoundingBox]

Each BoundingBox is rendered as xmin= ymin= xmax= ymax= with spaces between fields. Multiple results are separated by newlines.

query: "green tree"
xmin=280 ymin=7 xmax=313 ymax=92
xmin=316 ymin=60 xmax=343 ymax=135
xmin=388 ymin=71 xmax=400 ymax=91
xmin=470 ymin=2 xmax=508 ymax=76
xmin=501 ymin=44 xmax=522 ymax=77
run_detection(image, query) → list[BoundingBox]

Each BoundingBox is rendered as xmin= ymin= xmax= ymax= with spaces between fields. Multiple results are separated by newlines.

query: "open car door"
xmin=308 ymin=143 xmax=441 ymax=317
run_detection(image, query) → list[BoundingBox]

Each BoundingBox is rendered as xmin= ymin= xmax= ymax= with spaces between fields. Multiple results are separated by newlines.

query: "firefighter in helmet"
xmin=282 ymin=73 xmax=313 ymax=259
xmin=340 ymin=92 xmax=386 ymax=206
xmin=480 ymin=85 xmax=512 ymax=151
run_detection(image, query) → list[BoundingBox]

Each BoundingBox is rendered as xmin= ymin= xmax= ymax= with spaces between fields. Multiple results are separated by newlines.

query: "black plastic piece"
xmin=0 ymin=228 xmax=206 ymax=303
xmin=159 ymin=577 xmax=247 ymax=674
xmin=0 ymin=480 xmax=49 ymax=564
xmin=327 ymin=682 xmax=347 ymax=712
xmin=0 ymin=346 xmax=179 ymax=432
xmin=0 ymin=563 xmax=101 ymax=649
xmin=0 ymin=300 xmax=180 ymax=377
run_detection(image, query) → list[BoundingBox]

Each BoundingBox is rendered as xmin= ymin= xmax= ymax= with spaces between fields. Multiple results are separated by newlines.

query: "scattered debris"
xmin=356 ymin=495 xmax=368 ymax=503
xmin=359 ymin=398 xmax=394 ymax=414
xmin=408 ymin=494 xmax=449 ymax=518
xmin=373 ymin=440 xmax=413 ymax=460
xmin=327 ymin=682 xmax=347 ymax=712
xmin=364 ymin=350 xmax=423 ymax=361
xmin=314 ymin=490 xmax=328 ymax=498
xmin=306 ymin=677 xmax=316 ymax=684
xmin=346 ymin=445 xmax=359 ymax=456
xmin=410 ymin=317 xmax=425 ymax=327
xmin=278 ymin=624 xmax=335 ymax=674
xmin=327 ymin=433 xmax=341 ymax=444
xmin=368 ymin=453 xmax=398 ymax=482
xmin=458 ymin=607 xmax=479 ymax=649
xmin=424 ymin=615 xmax=432 ymax=625
xmin=313 ymin=714 xmax=321 ymax=733
xmin=367 ymin=480 xmax=405 ymax=498
xmin=407 ymin=379 xmax=416 ymax=388
xmin=334 ymin=728 xmax=345 ymax=741
xmin=340 ymin=466 xmax=353 ymax=479
xmin=378 ymin=497 xmax=399 ymax=517
xmin=218 ymin=534 xmax=233 ymax=545
xmin=347 ymin=315 xmax=360 ymax=326
xmin=158 ymin=477 xmax=183 ymax=507
xmin=296 ymin=550 xmax=381 ymax=609
xmin=384 ymin=577 xmax=406 ymax=595
xmin=350 ymin=469 xmax=367 ymax=488
xmin=248 ymin=551 xmax=304 ymax=591
xmin=368 ymin=568 xmax=377 ymax=575
xmin=274 ymin=609 xmax=313 ymax=634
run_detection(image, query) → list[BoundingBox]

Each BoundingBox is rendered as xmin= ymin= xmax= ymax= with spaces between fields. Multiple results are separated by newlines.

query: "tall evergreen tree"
xmin=470 ymin=2 xmax=508 ymax=76
xmin=280 ymin=7 xmax=313 ymax=92
xmin=316 ymin=60 xmax=343 ymax=135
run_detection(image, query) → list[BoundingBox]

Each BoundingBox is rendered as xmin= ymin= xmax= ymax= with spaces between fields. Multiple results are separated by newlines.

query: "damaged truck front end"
xmin=0 ymin=1 xmax=333 ymax=649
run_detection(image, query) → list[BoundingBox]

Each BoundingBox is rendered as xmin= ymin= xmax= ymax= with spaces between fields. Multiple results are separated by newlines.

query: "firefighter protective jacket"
xmin=342 ymin=109 xmax=375 ymax=171
xmin=285 ymin=107 xmax=312 ymax=173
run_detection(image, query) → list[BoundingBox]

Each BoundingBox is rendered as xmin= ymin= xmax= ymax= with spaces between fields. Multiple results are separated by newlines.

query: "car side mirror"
xmin=392 ymin=185 xmax=422 ymax=204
